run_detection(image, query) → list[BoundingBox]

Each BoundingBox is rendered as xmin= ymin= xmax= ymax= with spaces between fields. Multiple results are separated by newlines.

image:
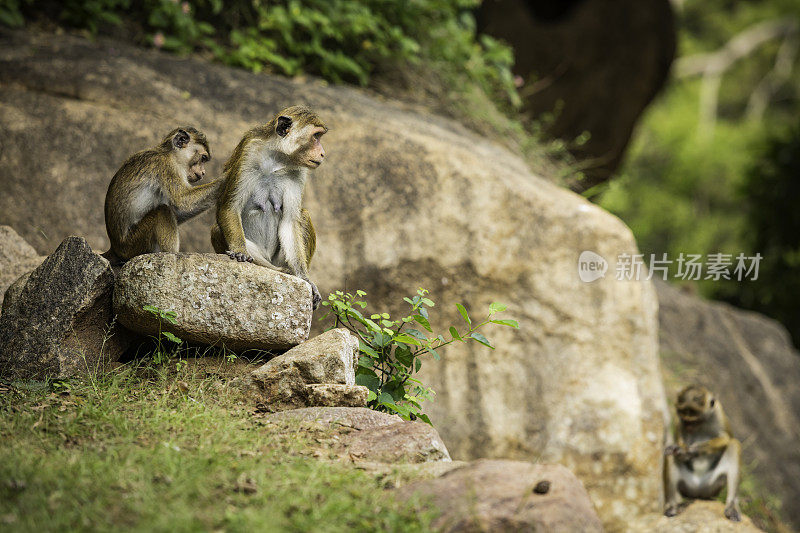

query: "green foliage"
xmin=3 ymin=0 xmax=520 ymax=109
xmin=143 ymin=304 xmax=183 ymax=365
xmin=721 ymin=123 xmax=800 ymax=344
xmin=320 ymin=288 xmax=518 ymax=423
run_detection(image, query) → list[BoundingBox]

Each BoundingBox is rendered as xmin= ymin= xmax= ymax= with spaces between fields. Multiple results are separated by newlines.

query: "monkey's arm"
xmin=688 ymin=434 xmax=732 ymax=456
xmin=170 ymin=179 xmax=224 ymax=223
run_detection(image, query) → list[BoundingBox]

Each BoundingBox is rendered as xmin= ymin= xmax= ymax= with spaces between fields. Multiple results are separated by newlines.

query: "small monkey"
xmin=663 ymin=385 xmax=742 ymax=521
xmin=211 ymin=106 xmax=326 ymax=309
xmin=103 ymin=127 xmax=221 ymax=263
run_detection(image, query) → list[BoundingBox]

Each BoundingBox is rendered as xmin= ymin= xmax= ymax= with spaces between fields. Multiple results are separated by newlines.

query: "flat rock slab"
xmin=0 ymin=236 xmax=130 ymax=379
xmin=113 ymin=253 xmax=313 ymax=351
xmin=306 ymin=384 xmax=369 ymax=408
xmin=628 ymin=501 xmax=760 ymax=532
xmin=398 ymin=459 xmax=603 ymax=532
xmin=266 ymin=406 xmax=402 ymax=430
xmin=266 ymin=406 xmax=451 ymax=464
xmin=0 ymin=225 xmax=44 ymax=308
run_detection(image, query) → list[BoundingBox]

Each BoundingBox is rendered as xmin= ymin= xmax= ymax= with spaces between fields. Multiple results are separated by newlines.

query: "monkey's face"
xmin=170 ymin=129 xmax=211 ymax=183
xmin=274 ymin=111 xmax=327 ymax=169
xmin=676 ymin=385 xmax=716 ymax=425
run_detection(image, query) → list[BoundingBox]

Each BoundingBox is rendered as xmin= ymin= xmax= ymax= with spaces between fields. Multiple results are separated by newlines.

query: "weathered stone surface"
xmin=113 ymin=253 xmax=312 ymax=351
xmin=628 ymin=501 xmax=761 ymax=533
xmin=0 ymin=236 xmax=130 ymax=379
xmin=1 ymin=271 xmax=30 ymax=316
xmin=657 ymin=280 xmax=800 ymax=529
xmin=0 ymin=225 xmax=44 ymax=309
xmin=265 ymin=406 xmax=401 ymax=430
xmin=399 ymin=459 xmax=603 ymax=532
xmin=0 ymin=30 xmax=666 ymax=527
xmin=306 ymin=384 xmax=369 ymax=408
xmin=345 ymin=421 xmax=451 ymax=464
xmin=249 ymin=329 xmax=359 ymax=409
xmin=477 ymin=0 xmax=675 ymax=190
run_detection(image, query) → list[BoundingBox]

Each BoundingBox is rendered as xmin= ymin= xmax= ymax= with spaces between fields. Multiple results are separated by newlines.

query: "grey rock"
xmin=306 ymin=384 xmax=369 ymax=408
xmin=0 ymin=236 xmax=131 ymax=379
xmin=265 ymin=406 xmax=401 ymax=430
xmin=398 ymin=459 xmax=603 ymax=532
xmin=0 ymin=225 xmax=44 ymax=310
xmin=628 ymin=501 xmax=761 ymax=533
xmin=113 ymin=253 xmax=312 ymax=351
xmin=249 ymin=329 xmax=359 ymax=410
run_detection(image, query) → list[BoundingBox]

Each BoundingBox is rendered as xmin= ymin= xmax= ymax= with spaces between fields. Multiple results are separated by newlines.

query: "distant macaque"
xmin=103 ymin=127 xmax=220 ymax=263
xmin=663 ymin=385 xmax=742 ymax=521
xmin=211 ymin=106 xmax=326 ymax=309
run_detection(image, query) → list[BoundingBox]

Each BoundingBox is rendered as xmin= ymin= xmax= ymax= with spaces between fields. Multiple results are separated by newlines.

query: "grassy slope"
xmin=0 ymin=361 xmax=435 ymax=532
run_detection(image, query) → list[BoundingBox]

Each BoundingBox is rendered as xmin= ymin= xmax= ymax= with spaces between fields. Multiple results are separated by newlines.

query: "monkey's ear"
xmin=172 ymin=129 xmax=190 ymax=149
xmin=276 ymin=116 xmax=292 ymax=137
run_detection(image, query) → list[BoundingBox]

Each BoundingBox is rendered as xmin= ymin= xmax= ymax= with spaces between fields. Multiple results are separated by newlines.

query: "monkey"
xmin=663 ymin=384 xmax=742 ymax=522
xmin=211 ymin=105 xmax=326 ymax=309
xmin=103 ymin=127 xmax=221 ymax=263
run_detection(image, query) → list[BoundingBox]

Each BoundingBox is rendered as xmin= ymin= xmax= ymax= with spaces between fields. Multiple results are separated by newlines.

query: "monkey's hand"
xmin=309 ymin=281 xmax=321 ymax=310
xmin=664 ymin=444 xmax=693 ymax=462
xmin=664 ymin=505 xmax=681 ymax=518
xmin=225 ymin=250 xmax=254 ymax=263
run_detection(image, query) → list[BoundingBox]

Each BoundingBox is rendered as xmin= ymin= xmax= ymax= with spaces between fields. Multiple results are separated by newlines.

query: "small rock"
xmin=265 ymin=406 xmax=401 ymax=430
xmin=397 ymin=460 xmax=603 ymax=532
xmin=0 ymin=237 xmax=133 ymax=380
xmin=628 ymin=501 xmax=761 ymax=532
xmin=306 ymin=384 xmax=369 ymax=407
xmin=113 ymin=253 xmax=313 ymax=351
xmin=533 ymin=480 xmax=551 ymax=494
xmin=248 ymin=329 xmax=359 ymax=410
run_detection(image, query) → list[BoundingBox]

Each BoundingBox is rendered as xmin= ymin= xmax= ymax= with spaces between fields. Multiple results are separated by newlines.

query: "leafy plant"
xmin=320 ymin=288 xmax=518 ymax=424
xmin=143 ymin=304 xmax=183 ymax=365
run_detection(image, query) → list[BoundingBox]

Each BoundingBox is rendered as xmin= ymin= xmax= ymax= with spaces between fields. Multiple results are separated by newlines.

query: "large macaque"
xmin=663 ymin=385 xmax=742 ymax=521
xmin=104 ymin=127 xmax=221 ymax=263
xmin=211 ymin=106 xmax=327 ymax=309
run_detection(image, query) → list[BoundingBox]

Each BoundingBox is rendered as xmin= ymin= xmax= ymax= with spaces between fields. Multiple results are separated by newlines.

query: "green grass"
xmin=0 ymin=362 xmax=436 ymax=532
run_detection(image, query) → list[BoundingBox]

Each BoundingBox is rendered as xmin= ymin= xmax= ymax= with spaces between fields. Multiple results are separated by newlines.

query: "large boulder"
xmin=113 ymin=253 xmax=313 ymax=351
xmin=0 ymin=225 xmax=44 ymax=308
xmin=398 ymin=459 xmax=603 ymax=532
xmin=0 ymin=30 xmax=666 ymax=527
xmin=0 ymin=236 xmax=130 ymax=379
xmin=477 ymin=0 xmax=676 ymax=191
xmin=657 ymin=280 xmax=800 ymax=529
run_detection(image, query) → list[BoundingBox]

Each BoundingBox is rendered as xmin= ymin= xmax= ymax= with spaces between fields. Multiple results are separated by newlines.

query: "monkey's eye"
xmin=201 ymin=154 xmax=209 ymax=163
xmin=710 ymin=398 xmax=715 ymax=407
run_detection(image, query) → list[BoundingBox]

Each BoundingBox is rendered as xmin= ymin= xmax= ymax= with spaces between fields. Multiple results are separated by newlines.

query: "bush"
xmin=320 ymin=288 xmax=518 ymax=423
xmin=3 ymin=0 xmax=520 ymax=109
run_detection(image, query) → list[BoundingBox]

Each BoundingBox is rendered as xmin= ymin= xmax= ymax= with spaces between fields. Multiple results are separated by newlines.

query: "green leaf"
xmin=419 ymin=307 xmax=429 ymax=319
xmin=380 ymin=319 xmax=394 ymax=328
xmin=403 ymin=297 xmax=414 ymax=305
xmin=470 ymin=332 xmax=494 ymax=349
xmin=359 ymin=343 xmax=380 ymax=359
xmin=393 ymin=334 xmax=422 ymax=346
xmin=355 ymin=373 xmax=380 ymax=391
xmin=406 ymin=329 xmax=428 ymax=341
xmin=366 ymin=390 xmax=377 ymax=402
xmin=395 ymin=345 xmax=413 ymax=367
xmin=489 ymin=302 xmax=507 ymax=313
xmin=370 ymin=314 xmax=381 ymax=320
xmin=449 ymin=326 xmax=462 ymax=341
xmin=429 ymin=347 xmax=441 ymax=361
xmin=413 ymin=314 xmax=432 ymax=332
xmin=356 ymin=290 xmax=366 ymax=296
xmin=357 ymin=356 xmax=374 ymax=368
xmin=416 ymin=413 xmax=433 ymax=425
xmin=161 ymin=331 xmax=182 ymax=344
xmin=414 ymin=358 xmax=422 ymax=372
xmin=456 ymin=303 xmax=471 ymax=326
xmin=490 ymin=319 xmax=519 ymax=328
xmin=421 ymin=298 xmax=434 ymax=307
xmin=143 ymin=305 xmax=158 ymax=314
